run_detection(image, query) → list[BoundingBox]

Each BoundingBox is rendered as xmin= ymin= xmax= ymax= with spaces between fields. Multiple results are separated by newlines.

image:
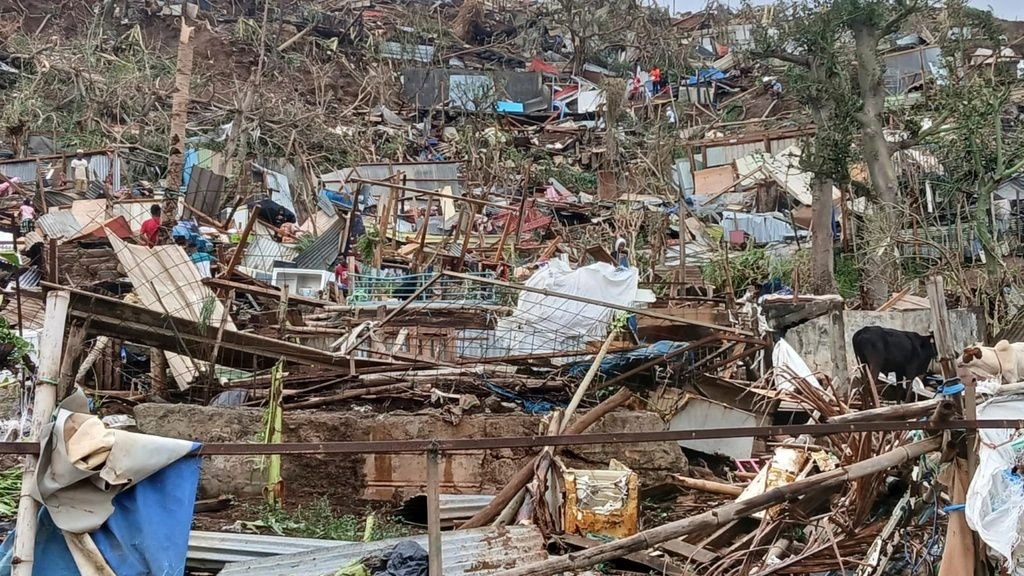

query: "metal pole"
xmin=426 ymin=448 xmax=442 ymax=576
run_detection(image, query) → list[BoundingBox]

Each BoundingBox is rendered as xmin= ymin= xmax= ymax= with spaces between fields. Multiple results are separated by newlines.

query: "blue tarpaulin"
xmin=567 ymin=340 xmax=692 ymax=379
xmin=684 ymin=68 xmax=727 ymax=86
xmin=485 ymin=383 xmax=563 ymax=414
xmin=0 ymin=449 xmax=201 ymax=576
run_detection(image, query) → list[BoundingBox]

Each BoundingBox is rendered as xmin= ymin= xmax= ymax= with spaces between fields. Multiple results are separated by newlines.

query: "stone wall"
xmin=785 ymin=308 xmax=984 ymax=376
xmin=133 ymin=405 xmax=687 ymax=501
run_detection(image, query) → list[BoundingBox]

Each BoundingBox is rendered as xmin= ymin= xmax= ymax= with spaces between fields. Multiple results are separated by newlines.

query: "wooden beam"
xmin=202 ymin=277 xmax=330 ymax=308
xmin=347 ymin=177 xmax=512 ymax=211
xmin=220 ymin=205 xmax=259 ymax=278
xmin=43 ymin=283 xmax=400 ymax=372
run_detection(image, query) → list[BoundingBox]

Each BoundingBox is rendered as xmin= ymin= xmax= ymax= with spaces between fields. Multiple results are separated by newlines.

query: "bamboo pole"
xmin=12 ymin=290 xmax=71 ymax=576
xmin=221 ymin=205 xmax=259 ymax=279
xmin=459 ymin=387 xmax=633 ymax=530
xmin=671 ymin=475 xmax=745 ymax=497
xmin=74 ymin=336 xmax=110 ymax=385
xmin=64 ymin=532 xmax=116 ymax=576
xmin=492 ymin=436 xmax=943 ymax=576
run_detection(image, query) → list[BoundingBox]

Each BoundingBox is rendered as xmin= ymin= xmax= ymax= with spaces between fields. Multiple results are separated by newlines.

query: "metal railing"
xmin=348 ymin=271 xmax=499 ymax=305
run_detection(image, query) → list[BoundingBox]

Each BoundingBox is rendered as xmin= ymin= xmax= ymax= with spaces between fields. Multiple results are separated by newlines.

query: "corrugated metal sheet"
xmin=2 ymin=289 xmax=46 ymax=329
xmin=184 ymin=166 xmax=226 ymax=220
xmin=111 ymin=201 xmax=156 ymax=231
xmin=264 ymin=168 xmax=296 ymax=216
xmin=242 ymin=235 xmax=299 ymax=273
xmin=398 ymin=494 xmax=495 ymax=526
xmin=13 ymin=268 xmax=42 ymax=289
xmin=188 ymin=531 xmax=348 ymax=570
xmin=382 ymin=41 xmax=435 ymax=62
xmin=293 ymin=218 xmax=343 ymax=270
xmin=0 ymin=151 xmax=124 ymax=192
xmin=218 ymin=525 xmax=547 ymax=576
xmin=36 ymin=211 xmax=84 ymax=240
xmin=705 ymin=142 xmax=766 ymax=168
xmin=320 ymin=162 xmax=461 ymax=205
xmin=109 ymin=235 xmax=237 ymax=389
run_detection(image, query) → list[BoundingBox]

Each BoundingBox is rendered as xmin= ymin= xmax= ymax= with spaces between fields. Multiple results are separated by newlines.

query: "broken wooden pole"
xmin=426 ymin=449 xmax=442 ymax=576
xmin=221 ymin=206 xmax=259 ymax=279
xmin=74 ymin=336 xmax=110 ymax=386
xmin=165 ymin=19 xmax=195 ymax=191
xmin=492 ymin=436 xmax=943 ymax=576
xmin=459 ymin=387 xmax=633 ymax=530
xmin=671 ymin=475 xmax=745 ymax=497
xmin=12 ymin=290 xmax=71 ymax=576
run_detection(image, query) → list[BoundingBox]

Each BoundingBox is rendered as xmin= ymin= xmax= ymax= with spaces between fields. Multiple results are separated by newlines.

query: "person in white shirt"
xmin=70 ymin=150 xmax=90 ymax=193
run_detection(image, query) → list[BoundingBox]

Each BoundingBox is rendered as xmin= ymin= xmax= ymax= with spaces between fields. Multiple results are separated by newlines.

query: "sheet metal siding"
xmin=293 ymin=218 xmax=343 ymax=270
xmin=183 ymin=167 xmax=226 ymax=220
xmin=320 ymin=162 xmax=461 ymax=205
xmin=0 ymin=152 xmax=123 ymax=188
xmin=111 ymin=202 xmax=153 ymax=231
xmin=705 ymin=142 xmax=765 ymax=168
xmin=188 ymin=531 xmax=348 ymax=569
xmin=36 ymin=211 xmax=83 ymax=239
xmin=217 ymin=525 xmax=547 ymax=576
xmin=242 ymin=235 xmax=299 ymax=273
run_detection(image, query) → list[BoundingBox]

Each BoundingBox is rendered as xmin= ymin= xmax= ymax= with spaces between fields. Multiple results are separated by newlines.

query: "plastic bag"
xmin=965 ymin=396 xmax=1024 ymax=574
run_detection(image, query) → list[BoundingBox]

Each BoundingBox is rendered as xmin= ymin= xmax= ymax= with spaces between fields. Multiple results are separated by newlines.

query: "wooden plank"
xmin=203 ymin=277 xmax=330 ymax=308
xmin=657 ymin=539 xmax=720 ymax=565
xmin=44 ymin=283 xmax=401 ymax=372
xmin=560 ymin=534 xmax=694 ymax=576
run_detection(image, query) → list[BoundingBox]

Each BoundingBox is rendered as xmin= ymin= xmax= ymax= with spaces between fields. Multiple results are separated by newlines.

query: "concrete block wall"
xmin=784 ymin=308 xmax=984 ymax=377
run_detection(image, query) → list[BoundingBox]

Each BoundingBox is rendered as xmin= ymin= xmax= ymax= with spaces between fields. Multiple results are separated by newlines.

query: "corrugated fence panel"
xmin=705 ymin=142 xmax=767 ymax=168
xmin=320 ymin=162 xmax=461 ymax=206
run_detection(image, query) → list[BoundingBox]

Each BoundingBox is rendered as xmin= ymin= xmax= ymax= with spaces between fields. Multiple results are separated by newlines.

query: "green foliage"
xmin=197 ymin=295 xmax=218 ymax=332
xmin=294 ymin=234 xmax=319 ymax=254
xmin=0 ymin=465 xmax=21 ymax=519
xmin=700 ymin=247 xmax=795 ymax=292
xmin=247 ymin=498 xmax=410 ymax=541
xmin=834 ymin=253 xmax=862 ymax=300
xmin=0 ymin=318 xmax=32 ymax=370
xmin=536 ymin=162 xmax=597 ymax=192
xmin=356 ymin=226 xmax=380 ymax=264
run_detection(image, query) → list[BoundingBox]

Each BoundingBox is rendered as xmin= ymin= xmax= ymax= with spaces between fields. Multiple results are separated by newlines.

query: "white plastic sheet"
xmin=772 ymin=338 xmax=822 ymax=391
xmin=493 ymin=260 xmax=638 ymax=357
xmin=966 ymin=396 xmax=1024 ymax=574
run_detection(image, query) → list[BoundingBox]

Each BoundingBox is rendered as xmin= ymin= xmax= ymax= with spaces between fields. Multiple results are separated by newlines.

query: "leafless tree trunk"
xmin=810 ymin=178 xmax=837 ymax=294
xmin=852 ymin=21 xmax=899 ymax=307
xmin=166 ymin=20 xmax=195 ymax=192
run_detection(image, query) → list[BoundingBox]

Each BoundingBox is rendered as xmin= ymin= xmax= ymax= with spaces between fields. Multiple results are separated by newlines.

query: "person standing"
xmin=18 ymin=198 xmax=35 ymax=235
xmin=140 ymin=204 xmax=162 ymax=247
xmin=70 ymin=150 xmax=90 ymax=194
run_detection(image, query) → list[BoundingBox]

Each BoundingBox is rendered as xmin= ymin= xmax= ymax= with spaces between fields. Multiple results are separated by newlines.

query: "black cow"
xmin=852 ymin=326 xmax=937 ymax=403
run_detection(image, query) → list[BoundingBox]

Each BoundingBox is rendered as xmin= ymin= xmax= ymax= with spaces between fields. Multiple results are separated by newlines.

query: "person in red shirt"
xmin=140 ymin=204 xmax=162 ymax=247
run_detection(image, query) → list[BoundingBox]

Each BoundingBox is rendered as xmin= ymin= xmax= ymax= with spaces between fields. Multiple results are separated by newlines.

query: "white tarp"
xmin=772 ymin=338 xmax=822 ymax=391
xmin=966 ymin=396 xmax=1024 ymax=574
xmin=493 ymin=260 xmax=638 ymax=357
xmin=31 ymin=391 xmax=196 ymax=533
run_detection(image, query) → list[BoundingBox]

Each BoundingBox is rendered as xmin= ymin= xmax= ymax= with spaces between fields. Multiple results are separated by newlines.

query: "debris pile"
xmin=0 ymin=0 xmax=1023 ymax=575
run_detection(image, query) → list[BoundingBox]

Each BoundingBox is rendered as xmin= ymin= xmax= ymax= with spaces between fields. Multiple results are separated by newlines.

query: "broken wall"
xmin=133 ymin=405 xmax=686 ymax=500
xmin=785 ymin=308 xmax=984 ymax=375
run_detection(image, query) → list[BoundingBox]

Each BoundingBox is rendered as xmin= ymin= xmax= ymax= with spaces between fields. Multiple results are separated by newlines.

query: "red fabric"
xmin=140 ymin=217 xmax=160 ymax=246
